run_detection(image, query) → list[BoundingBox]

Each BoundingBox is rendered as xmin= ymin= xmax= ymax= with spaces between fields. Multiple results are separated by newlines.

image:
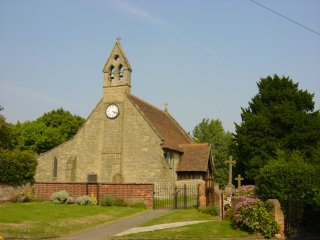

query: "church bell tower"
xmin=102 ymin=39 xmax=132 ymax=101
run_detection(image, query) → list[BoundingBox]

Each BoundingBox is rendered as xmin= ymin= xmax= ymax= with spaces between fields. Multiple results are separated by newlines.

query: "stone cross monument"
xmin=235 ymin=174 xmax=244 ymax=188
xmin=224 ymin=155 xmax=236 ymax=192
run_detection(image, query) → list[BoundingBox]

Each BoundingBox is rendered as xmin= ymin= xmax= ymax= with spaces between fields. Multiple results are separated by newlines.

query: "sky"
xmin=0 ymin=0 xmax=319 ymax=133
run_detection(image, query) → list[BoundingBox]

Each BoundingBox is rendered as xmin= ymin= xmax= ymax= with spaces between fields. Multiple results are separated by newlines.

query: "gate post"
xmin=198 ymin=182 xmax=206 ymax=208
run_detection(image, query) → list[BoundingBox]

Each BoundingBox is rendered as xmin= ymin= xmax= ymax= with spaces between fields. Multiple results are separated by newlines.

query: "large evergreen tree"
xmin=192 ymin=118 xmax=232 ymax=186
xmin=234 ymin=75 xmax=320 ymax=181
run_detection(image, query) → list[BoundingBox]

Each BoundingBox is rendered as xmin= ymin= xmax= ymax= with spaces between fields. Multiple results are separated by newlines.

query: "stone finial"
xmin=164 ymin=102 xmax=169 ymax=112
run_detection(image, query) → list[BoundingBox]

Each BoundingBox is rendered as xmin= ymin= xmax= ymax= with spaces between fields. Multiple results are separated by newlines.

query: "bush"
xmin=234 ymin=185 xmax=257 ymax=198
xmin=255 ymin=156 xmax=320 ymax=208
xmin=0 ymin=149 xmax=37 ymax=186
xmin=232 ymin=198 xmax=278 ymax=238
xmin=13 ymin=192 xmax=30 ymax=203
xmin=101 ymin=195 xmax=127 ymax=207
xmin=129 ymin=202 xmax=147 ymax=209
xmin=199 ymin=206 xmax=218 ymax=216
xmin=76 ymin=195 xmax=94 ymax=205
xmin=50 ymin=190 xmax=74 ymax=204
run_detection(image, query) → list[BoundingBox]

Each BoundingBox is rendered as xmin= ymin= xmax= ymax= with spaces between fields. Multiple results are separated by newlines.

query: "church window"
xmin=53 ymin=157 xmax=58 ymax=177
xmin=110 ymin=65 xmax=115 ymax=81
xmin=114 ymin=54 xmax=120 ymax=61
xmin=164 ymin=150 xmax=174 ymax=169
xmin=119 ymin=64 xmax=124 ymax=81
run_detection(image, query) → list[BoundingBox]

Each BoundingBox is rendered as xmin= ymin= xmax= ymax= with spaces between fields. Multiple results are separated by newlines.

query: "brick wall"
xmin=0 ymin=183 xmax=154 ymax=208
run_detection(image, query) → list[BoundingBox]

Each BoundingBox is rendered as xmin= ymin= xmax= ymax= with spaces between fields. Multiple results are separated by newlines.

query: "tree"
xmin=0 ymin=105 xmax=37 ymax=186
xmin=0 ymin=149 xmax=37 ymax=186
xmin=0 ymin=105 xmax=15 ymax=149
xmin=192 ymin=118 xmax=232 ymax=186
xmin=234 ymin=75 xmax=320 ymax=181
xmin=13 ymin=108 xmax=85 ymax=154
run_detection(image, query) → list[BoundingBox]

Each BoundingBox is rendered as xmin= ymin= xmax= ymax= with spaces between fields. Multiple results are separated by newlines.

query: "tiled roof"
xmin=128 ymin=95 xmax=192 ymax=152
xmin=177 ymin=143 xmax=211 ymax=172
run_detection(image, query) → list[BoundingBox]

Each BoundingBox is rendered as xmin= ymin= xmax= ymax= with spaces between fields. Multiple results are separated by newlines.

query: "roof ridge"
xmin=127 ymin=94 xmax=192 ymax=152
xmin=180 ymin=143 xmax=209 ymax=147
xmin=165 ymin=112 xmax=194 ymax=144
xmin=129 ymin=95 xmax=166 ymax=114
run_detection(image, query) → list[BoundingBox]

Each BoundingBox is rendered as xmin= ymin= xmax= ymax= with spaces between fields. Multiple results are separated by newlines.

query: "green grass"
xmin=0 ymin=202 xmax=145 ymax=238
xmin=140 ymin=208 xmax=218 ymax=226
xmin=119 ymin=208 xmax=252 ymax=239
xmin=153 ymin=196 xmax=198 ymax=209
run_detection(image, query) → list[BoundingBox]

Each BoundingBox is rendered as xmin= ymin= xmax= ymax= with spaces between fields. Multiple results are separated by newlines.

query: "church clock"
xmin=106 ymin=104 xmax=119 ymax=119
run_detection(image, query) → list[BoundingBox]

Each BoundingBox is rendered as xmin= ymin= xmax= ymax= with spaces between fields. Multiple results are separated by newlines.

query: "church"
xmin=35 ymin=41 xmax=214 ymax=185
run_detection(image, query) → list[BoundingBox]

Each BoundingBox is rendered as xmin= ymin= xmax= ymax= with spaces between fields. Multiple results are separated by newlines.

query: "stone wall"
xmin=35 ymin=94 xmax=175 ymax=185
xmin=0 ymin=184 xmax=30 ymax=202
xmin=0 ymin=183 xmax=154 ymax=208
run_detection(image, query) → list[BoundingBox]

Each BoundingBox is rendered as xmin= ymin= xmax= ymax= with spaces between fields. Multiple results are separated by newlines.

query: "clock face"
xmin=106 ymin=104 xmax=119 ymax=119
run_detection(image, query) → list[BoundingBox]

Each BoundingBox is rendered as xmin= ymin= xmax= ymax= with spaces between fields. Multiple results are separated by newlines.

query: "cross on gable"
xmin=235 ymin=174 xmax=244 ymax=188
xmin=164 ymin=102 xmax=169 ymax=112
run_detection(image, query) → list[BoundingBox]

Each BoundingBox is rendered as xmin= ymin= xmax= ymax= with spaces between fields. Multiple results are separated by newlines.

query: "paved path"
xmin=114 ymin=220 xmax=212 ymax=236
xmin=55 ymin=209 xmax=170 ymax=240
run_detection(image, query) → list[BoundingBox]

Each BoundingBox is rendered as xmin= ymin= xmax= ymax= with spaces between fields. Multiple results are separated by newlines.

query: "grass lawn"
xmin=0 ymin=202 xmax=145 ymax=238
xmin=119 ymin=208 xmax=252 ymax=239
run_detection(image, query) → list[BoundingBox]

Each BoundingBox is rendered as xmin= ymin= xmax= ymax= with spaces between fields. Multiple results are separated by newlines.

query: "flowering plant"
xmin=232 ymin=197 xmax=278 ymax=238
xmin=234 ymin=185 xmax=257 ymax=198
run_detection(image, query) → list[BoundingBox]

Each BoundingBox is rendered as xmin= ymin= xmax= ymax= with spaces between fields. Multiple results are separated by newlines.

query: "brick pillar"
xmin=198 ymin=182 xmax=206 ymax=208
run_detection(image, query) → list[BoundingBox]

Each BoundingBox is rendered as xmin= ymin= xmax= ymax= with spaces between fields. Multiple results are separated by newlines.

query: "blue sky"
xmin=1 ymin=0 xmax=319 ymax=133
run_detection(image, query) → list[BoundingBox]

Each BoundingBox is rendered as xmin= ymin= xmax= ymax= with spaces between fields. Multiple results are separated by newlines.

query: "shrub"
xmin=234 ymin=185 xmax=257 ymax=198
xmin=255 ymin=157 xmax=320 ymax=208
xmin=76 ymin=195 xmax=94 ymax=205
xmin=90 ymin=191 xmax=97 ymax=205
xmin=50 ymin=190 xmax=74 ymax=204
xmin=224 ymin=207 xmax=233 ymax=220
xmin=199 ymin=206 xmax=218 ymax=216
xmin=0 ymin=149 xmax=37 ymax=186
xmin=232 ymin=198 xmax=278 ymax=238
xmin=13 ymin=192 xmax=30 ymax=203
xmin=129 ymin=202 xmax=147 ymax=209
xmin=101 ymin=195 xmax=127 ymax=207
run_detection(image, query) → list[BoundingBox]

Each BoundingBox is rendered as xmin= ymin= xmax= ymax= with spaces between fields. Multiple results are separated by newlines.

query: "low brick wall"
xmin=0 ymin=183 xmax=154 ymax=208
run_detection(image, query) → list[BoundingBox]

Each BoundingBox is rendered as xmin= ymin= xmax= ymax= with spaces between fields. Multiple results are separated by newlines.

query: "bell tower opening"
xmin=103 ymin=39 xmax=132 ymax=99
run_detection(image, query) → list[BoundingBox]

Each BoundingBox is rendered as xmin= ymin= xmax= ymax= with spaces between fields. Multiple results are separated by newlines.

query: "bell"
xmin=119 ymin=71 xmax=124 ymax=78
xmin=110 ymin=72 xmax=115 ymax=80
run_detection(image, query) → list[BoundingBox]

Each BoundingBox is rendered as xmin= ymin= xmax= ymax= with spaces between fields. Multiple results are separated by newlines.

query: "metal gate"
xmin=283 ymin=199 xmax=320 ymax=239
xmin=153 ymin=184 xmax=199 ymax=209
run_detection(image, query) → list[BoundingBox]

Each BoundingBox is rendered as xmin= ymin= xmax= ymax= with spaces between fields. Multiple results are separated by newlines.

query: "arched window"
xmin=53 ymin=157 xmax=58 ymax=177
xmin=110 ymin=65 xmax=115 ymax=81
xmin=119 ymin=64 xmax=124 ymax=81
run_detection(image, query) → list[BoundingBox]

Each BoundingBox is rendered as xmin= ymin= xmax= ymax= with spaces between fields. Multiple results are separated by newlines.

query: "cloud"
xmin=112 ymin=0 xmax=166 ymax=25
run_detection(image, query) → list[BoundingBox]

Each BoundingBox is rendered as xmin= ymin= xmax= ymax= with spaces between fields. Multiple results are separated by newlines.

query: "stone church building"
xmin=35 ymin=41 xmax=213 ymax=185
